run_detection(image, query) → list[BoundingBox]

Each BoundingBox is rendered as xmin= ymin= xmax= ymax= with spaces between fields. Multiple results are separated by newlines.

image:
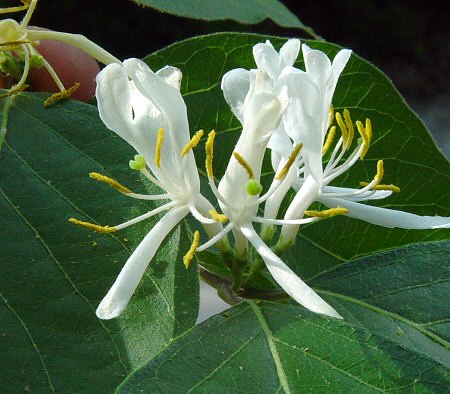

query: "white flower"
xmin=198 ymin=40 xmax=343 ymax=319
xmin=70 ymin=59 xmax=223 ymax=319
xmin=264 ymin=44 xmax=449 ymax=250
xmin=0 ymin=0 xmax=120 ymax=103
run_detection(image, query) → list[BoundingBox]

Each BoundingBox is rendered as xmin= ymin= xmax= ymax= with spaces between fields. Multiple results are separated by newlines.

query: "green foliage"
xmin=132 ymin=0 xmax=308 ymax=30
xmin=0 ymin=94 xmax=198 ymax=392
xmin=117 ymin=241 xmax=450 ymax=393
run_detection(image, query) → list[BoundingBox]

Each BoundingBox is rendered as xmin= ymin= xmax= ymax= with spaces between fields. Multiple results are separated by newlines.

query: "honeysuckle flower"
xmin=0 ymin=0 xmax=120 ymax=104
xmin=264 ymin=44 xmax=449 ymax=250
xmin=198 ymin=41 xmax=343 ymax=319
xmin=70 ymin=59 xmax=224 ymax=319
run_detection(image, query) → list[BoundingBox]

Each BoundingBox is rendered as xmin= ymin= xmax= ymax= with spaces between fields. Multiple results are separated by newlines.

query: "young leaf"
xmin=116 ymin=241 xmax=450 ymax=393
xmin=0 ymin=94 xmax=199 ymax=392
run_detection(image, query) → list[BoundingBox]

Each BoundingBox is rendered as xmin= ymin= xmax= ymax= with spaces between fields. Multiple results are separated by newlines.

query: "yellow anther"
xmin=276 ymin=143 xmax=303 ymax=180
xmin=374 ymin=160 xmax=384 ymax=185
xmin=209 ymin=209 xmax=229 ymax=223
xmin=304 ymin=207 xmax=349 ymax=218
xmin=0 ymin=0 xmax=30 ymax=14
xmin=181 ymin=129 xmax=204 ymax=157
xmin=356 ymin=120 xmax=370 ymax=159
xmin=0 ymin=83 xmax=28 ymax=98
xmin=44 ymin=83 xmax=80 ymax=107
xmin=335 ymin=111 xmax=348 ymax=145
xmin=183 ymin=230 xmax=200 ymax=269
xmin=233 ymin=152 xmax=254 ymax=179
xmin=359 ymin=182 xmax=401 ymax=193
xmin=155 ymin=127 xmax=165 ymax=168
xmin=365 ymin=118 xmax=372 ymax=141
xmin=89 ymin=172 xmax=132 ymax=194
xmin=329 ymin=105 xmax=334 ymax=125
xmin=205 ymin=130 xmax=216 ymax=178
xmin=69 ymin=218 xmax=117 ymax=233
xmin=343 ymin=109 xmax=354 ymax=148
xmin=322 ymin=126 xmax=337 ymax=155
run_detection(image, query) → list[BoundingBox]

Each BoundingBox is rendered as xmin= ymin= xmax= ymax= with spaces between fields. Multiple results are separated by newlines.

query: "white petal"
xmin=156 ymin=65 xmax=182 ymax=90
xmin=96 ymin=63 xmax=134 ymax=144
xmin=302 ymin=43 xmax=331 ymax=88
xmin=279 ymin=39 xmax=301 ymax=68
xmin=240 ymin=224 xmax=342 ymax=319
xmin=96 ymin=206 xmax=189 ymax=319
xmin=320 ymin=197 xmax=450 ymax=229
xmin=221 ymin=68 xmax=250 ymax=123
xmin=124 ymin=59 xmax=190 ymax=150
xmin=328 ymin=49 xmax=352 ymax=92
xmin=253 ymin=40 xmax=280 ymax=79
xmin=268 ymin=123 xmax=292 ymax=162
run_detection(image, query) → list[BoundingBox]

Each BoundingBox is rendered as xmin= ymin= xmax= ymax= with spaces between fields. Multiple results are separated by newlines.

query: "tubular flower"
xmin=0 ymin=0 xmax=120 ymax=104
xmin=199 ymin=40 xmax=343 ymax=319
xmin=70 ymin=59 xmax=224 ymax=319
xmin=264 ymin=43 xmax=449 ymax=250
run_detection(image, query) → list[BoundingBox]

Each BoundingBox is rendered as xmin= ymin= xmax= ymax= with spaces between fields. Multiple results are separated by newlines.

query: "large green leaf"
xmin=132 ymin=0 xmax=310 ymax=31
xmin=143 ymin=33 xmax=449 ymax=278
xmin=0 ymin=94 xmax=199 ymax=392
xmin=116 ymin=241 xmax=450 ymax=393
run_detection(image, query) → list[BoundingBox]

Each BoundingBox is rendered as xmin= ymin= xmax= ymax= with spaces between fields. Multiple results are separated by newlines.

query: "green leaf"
xmin=116 ymin=241 xmax=450 ymax=393
xmin=132 ymin=0 xmax=310 ymax=31
xmin=0 ymin=94 xmax=198 ymax=392
xmin=143 ymin=32 xmax=449 ymax=278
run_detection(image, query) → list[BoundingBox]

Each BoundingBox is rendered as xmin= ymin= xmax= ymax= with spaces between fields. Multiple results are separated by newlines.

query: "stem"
xmin=27 ymin=30 xmax=121 ymax=65
xmin=239 ymin=288 xmax=290 ymax=302
xmin=241 ymin=255 xmax=264 ymax=288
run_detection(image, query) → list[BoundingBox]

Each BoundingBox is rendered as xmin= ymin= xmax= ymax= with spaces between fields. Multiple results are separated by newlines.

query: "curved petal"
xmin=240 ymin=224 xmax=342 ymax=319
xmin=221 ymin=68 xmax=250 ymax=123
xmin=279 ymin=39 xmax=301 ymax=68
xmin=96 ymin=63 xmax=134 ymax=144
xmin=302 ymin=43 xmax=331 ymax=88
xmin=96 ymin=206 xmax=189 ymax=319
xmin=124 ymin=58 xmax=190 ymax=150
xmin=253 ymin=40 xmax=280 ymax=79
xmin=156 ymin=65 xmax=182 ymax=90
xmin=329 ymin=49 xmax=352 ymax=93
xmin=320 ymin=197 xmax=450 ymax=229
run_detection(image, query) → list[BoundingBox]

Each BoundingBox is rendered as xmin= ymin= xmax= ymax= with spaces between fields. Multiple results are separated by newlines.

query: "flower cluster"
xmin=70 ymin=39 xmax=449 ymax=320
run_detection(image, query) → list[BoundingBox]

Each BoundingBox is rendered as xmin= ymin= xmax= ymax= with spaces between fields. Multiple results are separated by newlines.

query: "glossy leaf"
xmin=132 ymin=0 xmax=309 ymax=30
xmin=117 ymin=241 xmax=450 ymax=393
xmin=0 ymin=94 xmax=199 ymax=392
xmin=143 ymin=33 xmax=450 ymax=278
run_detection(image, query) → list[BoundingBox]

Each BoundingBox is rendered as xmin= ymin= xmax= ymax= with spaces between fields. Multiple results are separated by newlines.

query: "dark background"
xmin=7 ymin=0 xmax=450 ymax=153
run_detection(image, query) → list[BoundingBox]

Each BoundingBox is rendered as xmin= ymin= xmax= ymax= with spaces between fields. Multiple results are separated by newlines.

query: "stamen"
xmin=359 ymin=182 xmax=400 ymax=193
xmin=68 ymin=218 xmax=116 ymax=233
xmin=233 ymin=152 xmax=254 ymax=179
xmin=276 ymin=143 xmax=303 ymax=180
xmin=89 ymin=172 xmax=132 ymax=194
xmin=356 ymin=119 xmax=371 ymax=159
xmin=183 ymin=230 xmax=200 ymax=269
xmin=304 ymin=207 xmax=349 ymax=218
xmin=154 ymin=127 xmax=164 ymax=168
xmin=335 ymin=112 xmax=348 ymax=146
xmin=343 ymin=109 xmax=354 ymax=149
xmin=209 ymin=209 xmax=228 ymax=223
xmin=0 ymin=0 xmax=30 ymax=14
xmin=181 ymin=129 xmax=204 ymax=156
xmin=0 ymin=83 xmax=28 ymax=98
xmin=328 ymin=105 xmax=334 ymax=126
xmin=44 ymin=83 xmax=80 ymax=107
xmin=205 ymin=130 xmax=215 ymax=178
xmin=0 ymin=40 xmax=32 ymax=50
xmin=322 ymin=126 xmax=337 ymax=155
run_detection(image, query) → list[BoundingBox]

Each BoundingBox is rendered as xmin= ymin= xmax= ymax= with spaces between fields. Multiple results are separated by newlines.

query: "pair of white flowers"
xmin=71 ymin=39 xmax=449 ymax=320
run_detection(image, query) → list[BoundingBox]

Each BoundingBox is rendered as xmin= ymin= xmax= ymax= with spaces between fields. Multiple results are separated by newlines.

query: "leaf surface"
xmin=0 ymin=94 xmax=199 ymax=393
xmin=133 ymin=0 xmax=309 ymax=30
xmin=117 ymin=241 xmax=450 ymax=393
